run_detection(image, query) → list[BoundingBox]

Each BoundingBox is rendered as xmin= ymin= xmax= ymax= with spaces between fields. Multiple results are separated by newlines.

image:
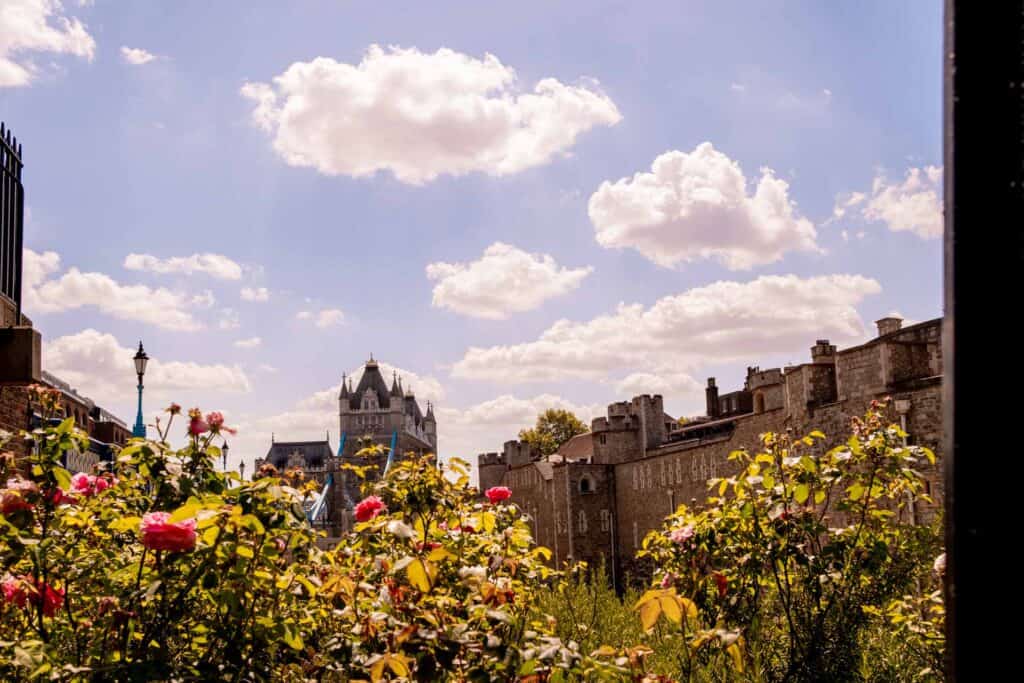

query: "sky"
xmin=1 ymin=0 xmax=944 ymax=475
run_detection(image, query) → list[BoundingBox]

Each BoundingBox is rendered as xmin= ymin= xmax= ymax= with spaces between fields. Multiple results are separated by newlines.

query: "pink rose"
xmin=188 ymin=416 xmax=209 ymax=436
xmin=354 ymin=495 xmax=386 ymax=522
xmin=93 ymin=476 xmax=111 ymax=494
xmin=3 ymin=576 xmax=64 ymax=616
xmin=670 ymin=525 xmax=695 ymax=545
xmin=2 ymin=576 xmax=26 ymax=607
xmin=71 ymin=473 xmax=94 ymax=496
xmin=485 ymin=486 xmax=512 ymax=504
xmin=140 ymin=512 xmax=198 ymax=552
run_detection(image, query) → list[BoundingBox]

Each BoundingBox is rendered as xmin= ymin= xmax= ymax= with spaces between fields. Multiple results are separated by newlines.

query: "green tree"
xmin=518 ymin=408 xmax=590 ymax=456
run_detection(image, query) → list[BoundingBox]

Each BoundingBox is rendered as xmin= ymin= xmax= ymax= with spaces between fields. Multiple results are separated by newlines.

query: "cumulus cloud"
xmin=862 ymin=166 xmax=943 ymax=239
xmin=120 ymin=46 xmax=156 ymax=65
xmin=0 ymin=0 xmax=96 ymax=87
xmin=124 ymin=253 xmax=243 ymax=280
xmin=44 ymin=329 xmax=250 ymax=403
xmin=436 ymin=394 xmax=603 ymax=462
xmin=240 ymin=286 xmax=269 ymax=302
xmin=191 ymin=290 xmax=215 ymax=308
xmin=23 ymin=249 xmax=202 ymax=331
xmin=233 ymin=336 xmax=262 ymax=349
xmin=296 ymin=308 xmax=344 ymax=328
xmin=615 ymin=371 xmax=703 ymax=400
xmin=588 ymin=143 xmax=819 ymax=269
xmin=241 ymin=44 xmax=621 ymax=184
xmin=452 ymin=274 xmax=881 ymax=383
xmin=426 ymin=242 xmax=592 ymax=319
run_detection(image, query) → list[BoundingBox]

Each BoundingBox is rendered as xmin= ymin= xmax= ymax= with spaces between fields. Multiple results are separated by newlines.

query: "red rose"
xmin=2 ymin=575 xmax=26 ymax=607
xmin=354 ymin=495 xmax=386 ymax=522
xmin=140 ymin=512 xmax=198 ymax=552
xmin=1 ymin=491 xmax=32 ymax=515
xmin=485 ymin=486 xmax=512 ymax=504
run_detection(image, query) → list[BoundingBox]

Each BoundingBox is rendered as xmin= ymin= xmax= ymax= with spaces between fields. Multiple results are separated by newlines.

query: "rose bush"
xmin=0 ymin=386 xmax=622 ymax=681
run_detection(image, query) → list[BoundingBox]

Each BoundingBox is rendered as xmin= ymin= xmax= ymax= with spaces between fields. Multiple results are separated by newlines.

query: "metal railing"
xmin=0 ymin=122 xmax=24 ymax=322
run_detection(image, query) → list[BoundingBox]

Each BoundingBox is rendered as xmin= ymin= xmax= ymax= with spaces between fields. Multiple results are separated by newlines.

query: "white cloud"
xmin=452 ymin=274 xmax=881 ymax=383
xmin=240 ymin=286 xmax=269 ymax=302
xmin=297 ymin=308 xmax=344 ymax=328
xmin=241 ymin=44 xmax=621 ymax=184
xmin=120 ymin=46 xmax=155 ymax=65
xmin=615 ymin=371 xmax=703 ymax=400
xmin=124 ymin=253 xmax=243 ymax=280
xmin=233 ymin=336 xmax=262 ymax=349
xmin=830 ymin=191 xmax=866 ymax=221
xmin=23 ymin=249 xmax=202 ymax=331
xmin=730 ymin=83 xmax=746 ymax=93
xmin=0 ymin=0 xmax=95 ymax=87
xmin=218 ymin=308 xmax=240 ymax=330
xmin=588 ymin=143 xmax=819 ymax=270
xmin=256 ymin=364 xmax=277 ymax=373
xmin=436 ymin=394 xmax=603 ymax=462
xmin=44 ymin=329 xmax=250 ymax=404
xmin=191 ymin=290 xmax=215 ymax=308
xmin=426 ymin=242 xmax=592 ymax=319
xmin=862 ymin=166 xmax=943 ymax=239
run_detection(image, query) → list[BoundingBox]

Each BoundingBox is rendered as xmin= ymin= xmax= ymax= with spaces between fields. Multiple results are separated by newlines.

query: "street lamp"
xmin=132 ymin=341 xmax=149 ymax=438
xmin=239 ymin=459 xmax=246 ymax=481
xmin=222 ymin=441 xmax=230 ymax=471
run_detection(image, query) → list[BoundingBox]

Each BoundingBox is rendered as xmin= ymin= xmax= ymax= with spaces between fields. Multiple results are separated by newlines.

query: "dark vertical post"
xmin=945 ymin=2 xmax=1022 ymax=678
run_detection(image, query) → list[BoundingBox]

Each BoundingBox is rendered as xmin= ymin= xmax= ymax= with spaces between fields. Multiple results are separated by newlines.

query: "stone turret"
xmin=705 ymin=377 xmax=720 ymax=418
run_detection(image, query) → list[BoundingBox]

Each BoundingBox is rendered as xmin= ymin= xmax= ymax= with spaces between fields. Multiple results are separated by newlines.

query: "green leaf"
xmin=236 ymin=545 xmax=254 ymax=559
xmin=52 ymin=467 xmax=72 ymax=491
xmin=848 ymin=482 xmax=865 ymax=501
xmin=281 ymin=622 xmax=303 ymax=651
xmin=814 ymin=490 xmax=827 ymax=505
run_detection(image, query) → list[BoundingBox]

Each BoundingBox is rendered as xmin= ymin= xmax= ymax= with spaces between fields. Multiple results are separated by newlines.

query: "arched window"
xmin=579 ymin=476 xmax=593 ymax=494
xmin=754 ymin=392 xmax=765 ymax=414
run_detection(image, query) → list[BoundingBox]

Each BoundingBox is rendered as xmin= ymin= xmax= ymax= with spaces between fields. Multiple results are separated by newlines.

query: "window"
xmin=599 ymin=434 xmax=606 ymax=445
xmin=600 ymin=509 xmax=610 ymax=532
xmin=579 ymin=476 xmax=593 ymax=494
xmin=577 ymin=510 xmax=587 ymax=533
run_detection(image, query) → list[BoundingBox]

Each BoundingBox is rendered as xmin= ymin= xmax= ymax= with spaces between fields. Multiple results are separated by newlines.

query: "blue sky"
xmin=1 ymin=0 xmax=943 ymax=470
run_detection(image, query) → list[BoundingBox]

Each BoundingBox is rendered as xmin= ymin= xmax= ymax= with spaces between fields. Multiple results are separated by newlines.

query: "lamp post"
xmin=222 ymin=441 xmax=230 ymax=471
xmin=132 ymin=342 xmax=149 ymax=438
xmin=239 ymin=459 xmax=246 ymax=481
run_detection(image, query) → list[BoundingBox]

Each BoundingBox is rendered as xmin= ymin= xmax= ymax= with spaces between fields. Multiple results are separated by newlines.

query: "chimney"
xmin=875 ymin=316 xmax=903 ymax=337
xmin=705 ymin=377 xmax=720 ymax=419
xmin=810 ymin=339 xmax=837 ymax=364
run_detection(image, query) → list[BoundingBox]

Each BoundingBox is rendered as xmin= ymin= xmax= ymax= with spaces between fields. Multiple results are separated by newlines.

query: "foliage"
xmin=0 ymin=387 xmax=323 ymax=681
xmin=633 ymin=401 xmax=943 ymax=682
xmin=0 ymin=387 xmax=944 ymax=682
xmin=0 ymin=387 xmax=605 ymax=681
xmin=518 ymin=409 xmax=589 ymax=457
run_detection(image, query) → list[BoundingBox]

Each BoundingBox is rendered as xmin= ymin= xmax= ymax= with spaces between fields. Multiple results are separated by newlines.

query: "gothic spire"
xmin=390 ymin=370 xmax=404 ymax=398
xmin=339 ymin=373 xmax=349 ymax=399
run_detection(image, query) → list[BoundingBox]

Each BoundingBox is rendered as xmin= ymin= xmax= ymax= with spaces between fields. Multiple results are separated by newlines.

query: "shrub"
xmin=632 ymin=401 xmax=942 ymax=682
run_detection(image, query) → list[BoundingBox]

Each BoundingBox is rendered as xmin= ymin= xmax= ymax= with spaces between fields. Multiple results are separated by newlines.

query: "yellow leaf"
xmin=679 ymin=596 xmax=698 ymax=619
xmin=369 ymin=657 xmax=386 ymax=683
xmin=590 ymin=645 xmax=617 ymax=657
xmin=387 ymin=654 xmax=411 ymax=677
xmin=727 ymin=643 xmax=744 ymax=672
xmin=481 ymin=511 xmax=496 ymax=533
xmin=169 ymin=502 xmax=203 ymax=523
xmin=427 ymin=547 xmax=455 ymax=563
xmin=407 ymin=558 xmax=431 ymax=592
xmin=659 ymin=596 xmax=682 ymax=624
xmin=108 ymin=516 xmax=142 ymax=533
xmin=236 ymin=545 xmax=254 ymax=559
xmin=639 ymin=598 xmax=661 ymax=631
